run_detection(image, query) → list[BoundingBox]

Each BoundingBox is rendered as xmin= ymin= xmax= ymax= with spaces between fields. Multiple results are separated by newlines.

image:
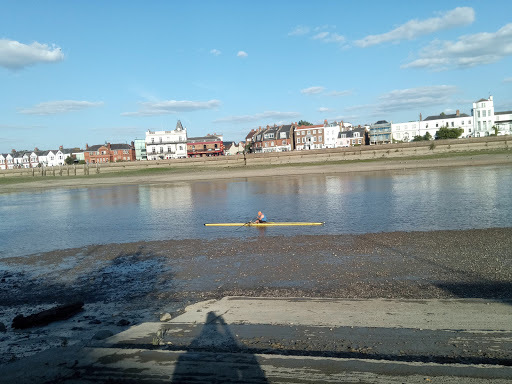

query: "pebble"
xmin=160 ymin=313 xmax=172 ymax=322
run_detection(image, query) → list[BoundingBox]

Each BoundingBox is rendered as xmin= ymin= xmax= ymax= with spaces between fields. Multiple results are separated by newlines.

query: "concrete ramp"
xmin=4 ymin=297 xmax=512 ymax=383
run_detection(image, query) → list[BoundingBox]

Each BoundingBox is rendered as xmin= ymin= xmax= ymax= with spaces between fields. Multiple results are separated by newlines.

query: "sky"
xmin=1 ymin=0 xmax=512 ymax=153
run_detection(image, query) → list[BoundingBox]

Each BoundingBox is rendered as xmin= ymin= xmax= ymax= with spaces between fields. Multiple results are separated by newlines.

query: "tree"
xmin=435 ymin=127 xmax=464 ymax=140
xmin=64 ymin=155 xmax=75 ymax=165
xmin=412 ymin=135 xmax=426 ymax=142
xmin=297 ymin=120 xmax=313 ymax=126
xmin=440 ymin=112 xmax=446 ymax=117
xmin=424 ymin=132 xmax=433 ymax=140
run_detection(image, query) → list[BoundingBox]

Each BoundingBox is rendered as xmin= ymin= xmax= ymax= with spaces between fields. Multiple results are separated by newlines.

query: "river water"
xmin=1 ymin=165 xmax=511 ymax=259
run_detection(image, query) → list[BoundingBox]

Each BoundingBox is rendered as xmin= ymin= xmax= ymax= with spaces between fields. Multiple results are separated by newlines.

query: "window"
xmin=159 ymin=137 xmax=162 ymax=143
xmin=436 ymin=124 xmax=438 ymax=128
xmin=302 ymin=137 xmax=305 ymax=143
xmin=483 ymin=110 xmax=486 ymax=117
xmin=313 ymin=130 xmax=317 ymax=134
xmin=358 ymin=139 xmax=362 ymax=144
xmin=151 ymin=138 xmax=155 ymax=143
xmin=478 ymin=122 xmax=481 ymax=129
xmin=282 ymin=140 xmax=286 ymax=145
xmin=477 ymin=111 xmax=480 ymax=118
xmin=271 ymin=141 xmax=274 ymax=146
xmin=297 ymin=138 xmax=300 ymax=143
xmin=167 ymin=146 xmax=171 ymax=153
xmin=264 ymin=142 xmax=268 ymax=147
xmin=426 ymin=124 xmax=428 ymax=128
xmin=319 ymin=136 xmax=322 ymax=142
xmin=451 ymin=122 xmax=454 ymax=127
xmin=462 ymin=121 xmax=464 ymax=125
xmin=483 ymin=121 xmax=487 ymax=129
xmin=160 ymin=147 xmax=163 ymax=153
xmin=307 ymin=130 xmax=311 ymax=135
xmin=488 ymin=109 xmax=491 ymax=116
xmin=214 ymin=144 xmax=218 ymax=149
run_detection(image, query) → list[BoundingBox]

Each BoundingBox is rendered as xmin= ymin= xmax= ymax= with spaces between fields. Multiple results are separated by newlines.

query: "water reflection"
xmin=1 ymin=165 xmax=510 ymax=258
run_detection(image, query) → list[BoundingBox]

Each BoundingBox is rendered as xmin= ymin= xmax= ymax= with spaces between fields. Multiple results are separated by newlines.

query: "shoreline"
xmin=1 ymin=228 xmax=511 ymax=365
xmin=0 ymin=152 xmax=511 ymax=193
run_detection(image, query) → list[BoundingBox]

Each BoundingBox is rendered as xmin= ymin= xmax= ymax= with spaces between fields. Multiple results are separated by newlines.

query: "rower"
xmin=255 ymin=211 xmax=266 ymax=223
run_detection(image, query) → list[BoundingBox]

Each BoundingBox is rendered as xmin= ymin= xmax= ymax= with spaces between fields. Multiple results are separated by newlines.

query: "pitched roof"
xmin=495 ymin=111 xmax=512 ymax=115
xmin=424 ymin=113 xmax=469 ymax=121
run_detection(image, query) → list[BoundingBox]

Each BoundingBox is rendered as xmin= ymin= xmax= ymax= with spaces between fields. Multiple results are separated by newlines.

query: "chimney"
xmin=34 ymin=147 xmax=39 ymax=152
xmin=456 ymin=109 xmax=460 ymax=117
xmin=131 ymin=141 xmax=134 ymax=148
xmin=419 ymin=113 xmax=422 ymax=121
xmin=59 ymin=145 xmax=63 ymax=151
xmin=107 ymin=142 xmax=111 ymax=151
xmin=11 ymin=149 xmax=16 ymax=153
xmin=86 ymin=143 xmax=89 ymax=150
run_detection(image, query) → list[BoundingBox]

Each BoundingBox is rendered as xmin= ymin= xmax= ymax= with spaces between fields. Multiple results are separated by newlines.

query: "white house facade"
xmin=472 ymin=96 xmax=495 ymax=137
xmin=494 ymin=111 xmax=512 ymax=135
xmin=146 ymin=120 xmax=188 ymax=160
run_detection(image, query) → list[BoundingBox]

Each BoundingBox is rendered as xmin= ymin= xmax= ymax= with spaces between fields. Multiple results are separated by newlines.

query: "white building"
xmin=323 ymin=121 xmax=343 ymax=149
xmin=146 ymin=120 xmax=188 ymax=160
xmin=392 ymin=110 xmax=473 ymax=141
xmin=391 ymin=121 xmax=420 ymax=142
xmin=494 ymin=110 xmax=512 ymax=135
xmin=472 ymin=96 xmax=495 ymax=137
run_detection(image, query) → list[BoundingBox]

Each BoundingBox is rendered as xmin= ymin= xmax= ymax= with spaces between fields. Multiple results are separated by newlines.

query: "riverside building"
xmin=146 ymin=120 xmax=188 ymax=160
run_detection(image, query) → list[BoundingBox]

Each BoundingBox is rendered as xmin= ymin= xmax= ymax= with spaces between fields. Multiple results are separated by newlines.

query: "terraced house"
xmin=84 ymin=143 xmax=135 ymax=164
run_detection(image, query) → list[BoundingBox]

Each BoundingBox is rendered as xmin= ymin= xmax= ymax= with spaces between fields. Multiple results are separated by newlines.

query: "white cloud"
xmin=503 ymin=77 xmax=512 ymax=83
xmin=0 ymin=39 xmax=64 ymax=70
xmin=210 ymin=49 xmax=221 ymax=56
xmin=301 ymin=86 xmax=325 ymax=95
xmin=346 ymin=85 xmax=458 ymax=116
xmin=313 ymin=32 xmax=329 ymax=40
xmin=403 ymin=23 xmax=512 ymax=70
xmin=355 ymin=7 xmax=475 ymax=47
xmin=318 ymin=107 xmax=330 ymax=112
xmin=123 ymin=99 xmax=221 ymax=116
xmin=237 ymin=51 xmax=248 ymax=58
xmin=19 ymin=100 xmax=103 ymax=115
xmin=213 ymin=111 xmax=300 ymax=124
xmin=288 ymin=25 xmax=310 ymax=36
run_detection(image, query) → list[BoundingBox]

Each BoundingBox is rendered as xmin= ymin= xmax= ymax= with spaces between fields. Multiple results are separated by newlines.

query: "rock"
xmin=89 ymin=319 xmax=102 ymax=325
xmin=116 ymin=319 xmax=130 ymax=326
xmin=12 ymin=302 xmax=84 ymax=329
xmin=0 ymin=322 xmax=6 ymax=333
xmin=160 ymin=313 xmax=172 ymax=322
xmin=92 ymin=330 xmax=114 ymax=340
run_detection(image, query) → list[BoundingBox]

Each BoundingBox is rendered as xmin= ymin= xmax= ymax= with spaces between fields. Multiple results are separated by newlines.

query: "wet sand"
xmin=1 ymin=152 xmax=511 ymax=193
xmin=1 ymin=228 xmax=511 ymax=364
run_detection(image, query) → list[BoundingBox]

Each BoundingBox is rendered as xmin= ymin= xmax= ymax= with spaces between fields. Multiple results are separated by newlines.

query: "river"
xmin=1 ymin=165 xmax=511 ymax=259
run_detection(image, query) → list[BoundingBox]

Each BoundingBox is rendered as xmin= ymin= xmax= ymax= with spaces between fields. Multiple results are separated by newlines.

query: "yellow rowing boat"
xmin=204 ymin=222 xmax=324 ymax=227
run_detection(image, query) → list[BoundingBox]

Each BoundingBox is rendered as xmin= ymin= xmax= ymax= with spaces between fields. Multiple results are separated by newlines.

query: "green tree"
xmin=412 ymin=135 xmax=426 ymax=142
xmin=64 ymin=155 xmax=75 ymax=165
xmin=424 ymin=132 xmax=433 ymax=140
xmin=440 ymin=112 xmax=446 ymax=117
xmin=435 ymin=127 xmax=464 ymax=140
xmin=297 ymin=120 xmax=313 ymax=126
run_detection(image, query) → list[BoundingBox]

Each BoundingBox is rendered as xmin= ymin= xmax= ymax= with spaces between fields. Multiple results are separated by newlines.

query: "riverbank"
xmin=1 ymin=228 xmax=511 ymax=366
xmin=1 ymin=151 xmax=511 ymax=193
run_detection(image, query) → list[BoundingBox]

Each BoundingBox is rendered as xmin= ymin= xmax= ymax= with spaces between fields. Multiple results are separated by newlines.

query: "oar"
xmin=236 ymin=217 xmax=257 ymax=230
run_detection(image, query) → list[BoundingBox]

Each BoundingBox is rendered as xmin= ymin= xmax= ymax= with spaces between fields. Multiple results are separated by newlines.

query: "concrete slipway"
xmin=3 ymin=297 xmax=512 ymax=383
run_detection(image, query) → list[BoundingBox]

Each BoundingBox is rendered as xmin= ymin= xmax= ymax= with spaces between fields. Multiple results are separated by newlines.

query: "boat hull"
xmin=204 ymin=222 xmax=324 ymax=227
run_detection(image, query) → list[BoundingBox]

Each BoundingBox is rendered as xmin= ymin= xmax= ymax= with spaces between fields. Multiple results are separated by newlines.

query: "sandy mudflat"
xmin=1 ymin=152 xmax=511 ymax=193
xmin=1 ymin=228 xmax=511 ymax=364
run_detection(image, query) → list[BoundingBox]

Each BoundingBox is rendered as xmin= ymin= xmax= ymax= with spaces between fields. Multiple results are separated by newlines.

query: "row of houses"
xmin=245 ymin=120 xmax=367 ymax=153
xmin=0 ymin=147 xmax=77 ymax=170
xmin=370 ymin=96 xmax=512 ymax=144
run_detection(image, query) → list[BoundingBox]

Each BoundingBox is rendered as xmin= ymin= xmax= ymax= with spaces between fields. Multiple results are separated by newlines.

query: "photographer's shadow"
xmin=171 ymin=311 xmax=268 ymax=383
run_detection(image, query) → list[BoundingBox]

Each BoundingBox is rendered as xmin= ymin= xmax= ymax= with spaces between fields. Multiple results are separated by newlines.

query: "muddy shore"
xmin=1 ymin=228 xmax=511 ymax=364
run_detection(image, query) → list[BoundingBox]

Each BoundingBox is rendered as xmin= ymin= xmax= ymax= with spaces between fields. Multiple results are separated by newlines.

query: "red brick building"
xmin=84 ymin=142 xmax=136 ymax=164
xmin=187 ymin=135 xmax=224 ymax=157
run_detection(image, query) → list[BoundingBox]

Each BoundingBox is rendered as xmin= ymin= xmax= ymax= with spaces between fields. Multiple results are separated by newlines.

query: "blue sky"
xmin=1 ymin=0 xmax=511 ymax=153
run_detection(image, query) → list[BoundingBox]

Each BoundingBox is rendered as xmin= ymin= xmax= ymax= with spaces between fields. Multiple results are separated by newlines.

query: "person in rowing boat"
xmin=254 ymin=211 xmax=266 ymax=223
